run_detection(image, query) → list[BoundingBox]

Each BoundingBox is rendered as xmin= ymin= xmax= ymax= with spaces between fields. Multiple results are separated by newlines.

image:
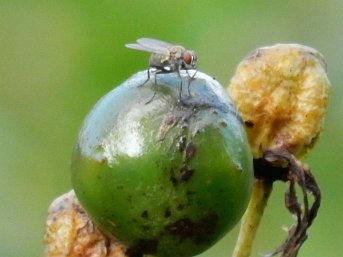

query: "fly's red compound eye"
xmin=183 ymin=51 xmax=193 ymax=65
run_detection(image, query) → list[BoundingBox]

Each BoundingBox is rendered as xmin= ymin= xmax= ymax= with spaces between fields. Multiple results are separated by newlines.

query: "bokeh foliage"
xmin=0 ymin=1 xmax=342 ymax=256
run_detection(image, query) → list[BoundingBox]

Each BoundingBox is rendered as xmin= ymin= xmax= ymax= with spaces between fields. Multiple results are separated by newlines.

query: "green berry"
xmin=71 ymin=70 xmax=253 ymax=257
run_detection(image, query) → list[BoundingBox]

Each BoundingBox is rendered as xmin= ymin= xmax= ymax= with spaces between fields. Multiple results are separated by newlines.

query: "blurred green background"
xmin=1 ymin=1 xmax=342 ymax=256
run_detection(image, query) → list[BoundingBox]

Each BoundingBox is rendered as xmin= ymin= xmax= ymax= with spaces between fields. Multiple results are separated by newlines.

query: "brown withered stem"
xmin=233 ymin=149 xmax=321 ymax=257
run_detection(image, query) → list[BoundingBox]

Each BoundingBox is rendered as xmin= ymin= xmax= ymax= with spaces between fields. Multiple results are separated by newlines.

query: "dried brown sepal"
xmin=254 ymin=150 xmax=320 ymax=257
xmin=44 ymin=190 xmax=128 ymax=257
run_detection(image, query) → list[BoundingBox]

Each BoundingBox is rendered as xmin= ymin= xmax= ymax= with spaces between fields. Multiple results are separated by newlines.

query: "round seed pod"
xmin=228 ymin=44 xmax=330 ymax=158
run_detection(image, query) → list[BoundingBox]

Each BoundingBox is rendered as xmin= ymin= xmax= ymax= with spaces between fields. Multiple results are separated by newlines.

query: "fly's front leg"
xmin=185 ymin=69 xmax=198 ymax=98
xmin=176 ymin=68 xmax=183 ymax=102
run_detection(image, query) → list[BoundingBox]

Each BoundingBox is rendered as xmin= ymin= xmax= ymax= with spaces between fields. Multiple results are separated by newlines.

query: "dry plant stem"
xmin=268 ymin=159 xmax=321 ymax=257
xmin=254 ymin=150 xmax=321 ymax=257
xmin=232 ymin=179 xmax=273 ymax=257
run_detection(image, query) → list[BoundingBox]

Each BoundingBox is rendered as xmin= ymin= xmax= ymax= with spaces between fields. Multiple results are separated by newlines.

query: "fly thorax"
xmin=169 ymin=45 xmax=185 ymax=60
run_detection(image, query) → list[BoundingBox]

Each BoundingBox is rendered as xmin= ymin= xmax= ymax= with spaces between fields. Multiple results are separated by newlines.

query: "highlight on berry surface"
xmin=228 ymin=44 xmax=330 ymax=159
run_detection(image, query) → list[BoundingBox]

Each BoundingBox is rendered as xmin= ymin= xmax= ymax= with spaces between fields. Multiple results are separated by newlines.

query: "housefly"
xmin=125 ymin=38 xmax=198 ymax=103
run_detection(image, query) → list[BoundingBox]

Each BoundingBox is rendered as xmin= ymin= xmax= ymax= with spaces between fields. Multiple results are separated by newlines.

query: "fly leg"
xmin=176 ymin=68 xmax=183 ymax=102
xmin=137 ymin=68 xmax=156 ymax=105
xmin=138 ymin=68 xmax=152 ymax=88
xmin=185 ymin=69 xmax=198 ymax=98
xmin=145 ymin=69 xmax=167 ymax=104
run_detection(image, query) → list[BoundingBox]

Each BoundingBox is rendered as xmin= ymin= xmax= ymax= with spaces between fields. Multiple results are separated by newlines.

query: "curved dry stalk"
xmin=232 ymin=150 xmax=321 ymax=257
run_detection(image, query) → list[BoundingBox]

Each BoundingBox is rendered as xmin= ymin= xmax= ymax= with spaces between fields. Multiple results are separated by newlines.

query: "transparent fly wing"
xmin=125 ymin=42 xmax=169 ymax=55
xmin=125 ymin=43 xmax=163 ymax=54
xmin=137 ymin=38 xmax=172 ymax=48
xmin=136 ymin=38 xmax=172 ymax=55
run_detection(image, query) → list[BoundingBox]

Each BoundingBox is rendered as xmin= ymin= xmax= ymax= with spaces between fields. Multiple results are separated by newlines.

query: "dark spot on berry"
xmin=244 ymin=120 xmax=254 ymax=128
xmin=165 ymin=214 xmax=218 ymax=244
xmin=141 ymin=210 xmax=148 ymax=219
xmin=126 ymin=239 xmax=158 ymax=257
xmin=185 ymin=142 xmax=196 ymax=160
xmin=219 ymin=120 xmax=228 ymax=127
xmin=165 ymin=116 xmax=176 ymax=126
xmin=180 ymin=166 xmax=195 ymax=182
xmin=177 ymin=204 xmax=184 ymax=210
xmin=164 ymin=207 xmax=171 ymax=218
xmin=170 ymin=176 xmax=178 ymax=186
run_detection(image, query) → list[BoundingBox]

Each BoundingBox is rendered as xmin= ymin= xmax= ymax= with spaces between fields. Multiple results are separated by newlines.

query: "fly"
xmin=125 ymin=38 xmax=198 ymax=103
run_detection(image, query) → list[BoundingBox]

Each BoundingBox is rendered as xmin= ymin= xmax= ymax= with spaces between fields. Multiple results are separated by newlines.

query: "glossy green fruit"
xmin=71 ymin=71 xmax=253 ymax=257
